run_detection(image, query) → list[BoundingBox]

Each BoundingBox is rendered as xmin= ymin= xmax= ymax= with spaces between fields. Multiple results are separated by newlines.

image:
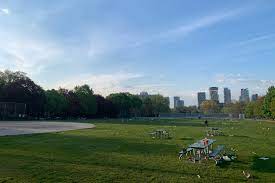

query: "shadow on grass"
xmin=0 ymin=133 xmax=179 ymax=156
xmin=252 ymin=156 xmax=275 ymax=173
xmin=94 ymin=119 xmax=205 ymax=127
xmin=228 ymin=135 xmax=252 ymax=138
xmin=217 ymin=159 xmax=244 ymax=169
xmin=0 ymin=133 xmax=246 ymax=182
xmin=179 ymin=137 xmax=194 ymax=141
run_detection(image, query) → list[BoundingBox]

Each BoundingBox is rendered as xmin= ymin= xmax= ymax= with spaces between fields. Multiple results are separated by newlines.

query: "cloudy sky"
xmin=0 ymin=0 xmax=275 ymax=105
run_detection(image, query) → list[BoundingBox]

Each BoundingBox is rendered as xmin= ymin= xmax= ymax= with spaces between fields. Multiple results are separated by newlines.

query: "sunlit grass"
xmin=0 ymin=119 xmax=274 ymax=182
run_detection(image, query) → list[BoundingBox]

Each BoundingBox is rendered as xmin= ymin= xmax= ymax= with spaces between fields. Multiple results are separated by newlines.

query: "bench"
xmin=179 ymin=148 xmax=193 ymax=159
xmin=209 ymin=145 xmax=225 ymax=158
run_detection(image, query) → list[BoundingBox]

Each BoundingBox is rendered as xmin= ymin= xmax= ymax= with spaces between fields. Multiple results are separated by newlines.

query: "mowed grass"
xmin=0 ymin=119 xmax=275 ymax=182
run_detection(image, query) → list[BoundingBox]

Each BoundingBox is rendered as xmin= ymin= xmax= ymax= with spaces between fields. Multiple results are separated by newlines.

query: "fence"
xmin=0 ymin=102 xmax=27 ymax=119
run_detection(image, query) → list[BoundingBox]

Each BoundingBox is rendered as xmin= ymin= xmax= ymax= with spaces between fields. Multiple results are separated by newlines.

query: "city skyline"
xmin=171 ymin=86 xmax=259 ymax=107
xmin=0 ymin=1 xmax=275 ymax=106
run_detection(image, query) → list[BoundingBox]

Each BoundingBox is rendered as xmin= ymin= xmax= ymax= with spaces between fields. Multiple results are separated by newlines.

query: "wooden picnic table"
xmin=206 ymin=127 xmax=224 ymax=136
xmin=150 ymin=129 xmax=170 ymax=139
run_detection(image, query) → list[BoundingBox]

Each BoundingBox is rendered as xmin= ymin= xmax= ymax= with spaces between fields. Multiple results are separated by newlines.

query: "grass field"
xmin=0 ymin=119 xmax=274 ymax=182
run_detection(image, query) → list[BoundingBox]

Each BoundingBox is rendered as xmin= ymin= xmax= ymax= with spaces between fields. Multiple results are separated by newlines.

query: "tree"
xmin=263 ymin=86 xmax=275 ymax=119
xmin=175 ymin=106 xmax=199 ymax=114
xmin=245 ymin=102 xmax=256 ymax=118
xmin=244 ymin=97 xmax=264 ymax=118
xmin=223 ymin=102 xmax=246 ymax=117
xmin=270 ymin=99 xmax=275 ymax=119
xmin=45 ymin=89 xmax=69 ymax=118
xmin=74 ymin=85 xmax=97 ymax=117
xmin=0 ymin=70 xmax=45 ymax=118
xmin=129 ymin=95 xmax=142 ymax=117
xmin=107 ymin=93 xmax=132 ymax=118
xmin=200 ymin=100 xmax=219 ymax=114
xmin=254 ymin=97 xmax=264 ymax=118
xmin=140 ymin=97 xmax=153 ymax=117
xmin=150 ymin=94 xmax=170 ymax=117
xmin=58 ymin=89 xmax=81 ymax=118
xmin=95 ymin=94 xmax=118 ymax=118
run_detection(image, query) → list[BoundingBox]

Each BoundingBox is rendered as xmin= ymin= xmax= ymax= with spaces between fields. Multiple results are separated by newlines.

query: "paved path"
xmin=0 ymin=121 xmax=95 ymax=136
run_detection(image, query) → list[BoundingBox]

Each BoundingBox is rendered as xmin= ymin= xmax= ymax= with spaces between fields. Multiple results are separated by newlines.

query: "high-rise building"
xmin=224 ymin=88 xmax=232 ymax=105
xmin=174 ymin=96 xmax=180 ymax=109
xmin=197 ymin=92 xmax=206 ymax=106
xmin=165 ymin=97 xmax=170 ymax=107
xmin=177 ymin=100 xmax=184 ymax=108
xmin=209 ymin=87 xmax=219 ymax=102
xmin=239 ymin=88 xmax=250 ymax=103
xmin=174 ymin=96 xmax=184 ymax=108
xmin=251 ymin=94 xmax=258 ymax=102
xmin=140 ymin=91 xmax=149 ymax=97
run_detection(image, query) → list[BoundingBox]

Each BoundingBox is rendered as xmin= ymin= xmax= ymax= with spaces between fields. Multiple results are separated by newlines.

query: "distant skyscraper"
xmin=178 ymin=100 xmax=184 ymax=107
xmin=165 ymin=97 xmax=170 ymax=107
xmin=224 ymin=88 xmax=231 ymax=105
xmin=239 ymin=88 xmax=250 ymax=103
xmin=174 ymin=96 xmax=184 ymax=108
xmin=174 ymin=96 xmax=180 ymax=109
xmin=209 ymin=87 xmax=219 ymax=102
xmin=251 ymin=94 xmax=258 ymax=102
xmin=140 ymin=91 xmax=149 ymax=97
xmin=197 ymin=92 xmax=206 ymax=106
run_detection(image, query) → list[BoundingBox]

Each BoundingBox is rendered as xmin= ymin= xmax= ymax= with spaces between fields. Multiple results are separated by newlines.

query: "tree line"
xmin=0 ymin=70 xmax=170 ymax=119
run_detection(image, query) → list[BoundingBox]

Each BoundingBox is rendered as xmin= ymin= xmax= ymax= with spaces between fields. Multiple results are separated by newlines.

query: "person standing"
xmin=205 ymin=120 xmax=208 ymax=127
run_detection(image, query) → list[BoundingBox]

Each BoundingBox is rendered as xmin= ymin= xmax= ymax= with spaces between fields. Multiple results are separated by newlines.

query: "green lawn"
xmin=0 ymin=119 xmax=274 ymax=182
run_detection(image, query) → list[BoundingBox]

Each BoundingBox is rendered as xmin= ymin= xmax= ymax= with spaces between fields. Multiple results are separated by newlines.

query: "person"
xmin=203 ymin=137 xmax=209 ymax=146
xmin=204 ymin=120 xmax=208 ymax=127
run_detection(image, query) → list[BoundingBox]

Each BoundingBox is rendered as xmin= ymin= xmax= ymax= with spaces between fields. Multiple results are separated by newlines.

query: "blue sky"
xmin=0 ymin=0 xmax=275 ymax=105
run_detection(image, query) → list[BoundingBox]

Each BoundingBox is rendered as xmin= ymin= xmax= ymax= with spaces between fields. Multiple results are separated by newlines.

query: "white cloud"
xmin=0 ymin=8 xmax=10 ymax=15
xmin=0 ymin=30 xmax=64 ymax=76
xmin=237 ymin=33 xmax=275 ymax=46
xmin=52 ymin=72 xmax=144 ymax=94
xmin=161 ymin=10 xmax=240 ymax=37
xmin=87 ymin=30 xmax=134 ymax=59
xmin=51 ymin=72 xmax=199 ymax=106
xmin=215 ymin=73 xmax=275 ymax=87
xmin=133 ymin=9 xmax=243 ymax=46
xmin=86 ymin=9 xmax=245 ymax=55
xmin=214 ymin=73 xmax=274 ymax=99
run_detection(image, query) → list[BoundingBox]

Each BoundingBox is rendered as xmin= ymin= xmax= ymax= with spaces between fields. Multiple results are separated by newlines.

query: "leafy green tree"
xmin=223 ymin=102 xmax=246 ymax=117
xmin=263 ymin=86 xmax=275 ymax=119
xmin=0 ymin=70 xmax=45 ymax=118
xmin=245 ymin=97 xmax=265 ymax=118
xmin=245 ymin=102 xmax=255 ymax=118
xmin=95 ymin=94 xmax=118 ymax=118
xmin=129 ymin=95 xmax=142 ymax=117
xmin=200 ymin=100 xmax=219 ymax=114
xmin=74 ymin=85 xmax=97 ymax=117
xmin=270 ymin=99 xmax=275 ymax=119
xmin=175 ymin=106 xmax=199 ymax=114
xmin=107 ymin=93 xmax=132 ymax=118
xmin=45 ymin=89 xmax=69 ymax=118
xmin=140 ymin=97 xmax=153 ymax=117
xmin=150 ymin=94 xmax=170 ymax=117
xmin=254 ymin=97 xmax=264 ymax=118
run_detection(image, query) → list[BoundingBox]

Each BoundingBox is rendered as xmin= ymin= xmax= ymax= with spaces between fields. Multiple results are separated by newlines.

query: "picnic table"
xmin=179 ymin=138 xmax=229 ymax=164
xmin=189 ymin=139 xmax=216 ymax=149
xmin=188 ymin=138 xmax=216 ymax=162
xmin=149 ymin=129 xmax=170 ymax=139
xmin=206 ymin=127 xmax=224 ymax=136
